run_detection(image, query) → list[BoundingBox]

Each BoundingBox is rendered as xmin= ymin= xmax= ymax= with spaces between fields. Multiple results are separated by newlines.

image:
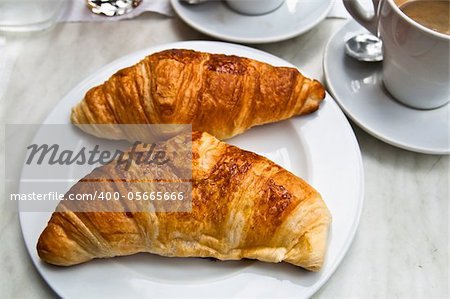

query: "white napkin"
xmin=0 ymin=38 xmax=6 ymax=101
xmin=59 ymin=0 xmax=175 ymax=22
xmin=0 ymin=38 xmax=20 ymax=103
xmin=60 ymin=0 xmax=350 ymax=22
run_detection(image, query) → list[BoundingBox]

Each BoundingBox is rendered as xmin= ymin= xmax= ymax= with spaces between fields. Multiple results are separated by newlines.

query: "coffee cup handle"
xmin=343 ymin=0 xmax=381 ymax=35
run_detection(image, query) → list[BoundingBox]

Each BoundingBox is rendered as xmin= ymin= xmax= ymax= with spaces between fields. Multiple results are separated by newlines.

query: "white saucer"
xmin=324 ymin=21 xmax=450 ymax=155
xmin=170 ymin=0 xmax=334 ymax=43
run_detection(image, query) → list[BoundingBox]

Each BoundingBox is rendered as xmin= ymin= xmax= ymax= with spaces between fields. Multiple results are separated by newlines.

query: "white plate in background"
xmin=171 ymin=0 xmax=334 ymax=43
xmin=20 ymin=41 xmax=363 ymax=298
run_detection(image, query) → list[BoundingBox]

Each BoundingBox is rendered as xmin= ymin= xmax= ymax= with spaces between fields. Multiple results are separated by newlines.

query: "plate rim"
xmin=323 ymin=20 xmax=450 ymax=155
xmin=170 ymin=0 xmax=335 ymax=44
xmin=19 ymin=40 xmax=364 ymax=298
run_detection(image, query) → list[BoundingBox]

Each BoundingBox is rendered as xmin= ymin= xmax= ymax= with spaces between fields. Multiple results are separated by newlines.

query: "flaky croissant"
xmin=37 ymin=132 xmax=331 ymax=271
xmin=71 ymin=49 xmax=325 ymax=141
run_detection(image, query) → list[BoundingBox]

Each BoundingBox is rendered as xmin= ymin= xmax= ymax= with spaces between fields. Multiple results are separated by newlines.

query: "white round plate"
xmin=324 ymin=21 xmax=450 ymax=155
xmin=170 ymin=0 xmax=334 ymax=43
xmin=20 ymin=41 xmax=363 ymax=298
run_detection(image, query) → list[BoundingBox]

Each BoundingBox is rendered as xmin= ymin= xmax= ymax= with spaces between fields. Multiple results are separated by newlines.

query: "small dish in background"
xmin=170 ymin=0 xmax=334 ymax=44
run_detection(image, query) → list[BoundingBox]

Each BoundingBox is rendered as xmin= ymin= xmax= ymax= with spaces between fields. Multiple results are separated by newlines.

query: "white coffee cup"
xmin=226 ymin=0 xmax=285 ymax=15
xmin=343 ymin=0 xmax=450 ymax=109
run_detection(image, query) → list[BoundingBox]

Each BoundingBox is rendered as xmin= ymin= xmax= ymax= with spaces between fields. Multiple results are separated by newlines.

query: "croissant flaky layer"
xmin=71 ymin=49 xmax=325 ymax=140
xmin=37 ymin=132 xmax=331 ymax=271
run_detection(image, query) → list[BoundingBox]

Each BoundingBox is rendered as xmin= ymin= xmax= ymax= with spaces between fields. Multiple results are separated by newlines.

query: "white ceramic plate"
xmin=324 ymin=21 xmax=450 ymax=155
xmin=20 ymin=41 xmax=363 ymax=298
xmin=170 ymin=0 xmax=334 ymax=43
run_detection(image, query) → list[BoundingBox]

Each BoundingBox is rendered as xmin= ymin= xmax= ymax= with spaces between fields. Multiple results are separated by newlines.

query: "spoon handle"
xmin=343 ymin=0 xmax=382 ymax=35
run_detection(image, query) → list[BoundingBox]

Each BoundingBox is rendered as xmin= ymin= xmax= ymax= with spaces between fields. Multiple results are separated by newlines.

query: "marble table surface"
xmin=0 ymin=15 xmax=448 ymax=298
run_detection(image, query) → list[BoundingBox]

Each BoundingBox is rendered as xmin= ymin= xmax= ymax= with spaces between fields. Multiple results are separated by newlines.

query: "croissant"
xmin=71 ymin=49 xmax=325 ymax=141
xmin=37 ymin=132 xmax=331 ymax=271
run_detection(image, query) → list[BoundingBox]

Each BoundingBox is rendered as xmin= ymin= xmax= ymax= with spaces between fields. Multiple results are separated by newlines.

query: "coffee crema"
xmin=399 ymin=1 xmax=450 ymax=35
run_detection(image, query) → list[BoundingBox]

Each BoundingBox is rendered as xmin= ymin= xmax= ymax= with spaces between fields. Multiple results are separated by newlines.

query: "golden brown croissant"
xmin=71 ymin=49 xmax=325 ymax=140
xmin=37 ymin=132 xmax=331 ymax=271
